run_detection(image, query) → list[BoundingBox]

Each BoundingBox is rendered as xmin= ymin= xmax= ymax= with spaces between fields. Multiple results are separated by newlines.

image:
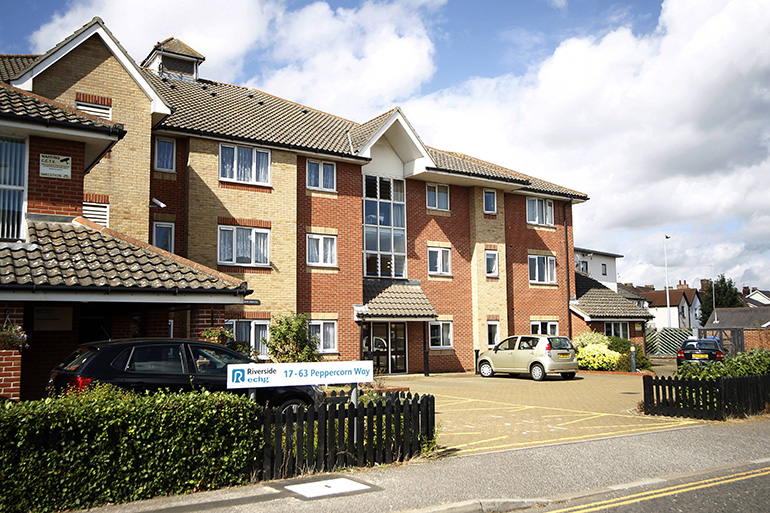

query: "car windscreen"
xmin=56 ymin=347 xmax=99 ymax=372
xmin=548 ymin=337 xmax=573 ymax=350
xmin=694 ymin=341 xmax=720 ymax=350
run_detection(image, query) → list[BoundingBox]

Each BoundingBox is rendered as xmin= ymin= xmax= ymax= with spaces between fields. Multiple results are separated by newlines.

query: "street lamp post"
xmin=664 ymin=235 xmax=671 ymax=328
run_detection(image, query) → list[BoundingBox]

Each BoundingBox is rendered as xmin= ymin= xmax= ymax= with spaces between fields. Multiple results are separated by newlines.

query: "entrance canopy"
xmin=356 ymin=279 xmax=437 ymax=322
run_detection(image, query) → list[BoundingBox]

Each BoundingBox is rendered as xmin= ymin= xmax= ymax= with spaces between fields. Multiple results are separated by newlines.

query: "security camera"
xmin=151 ymin=197 xmax=167 ymax=208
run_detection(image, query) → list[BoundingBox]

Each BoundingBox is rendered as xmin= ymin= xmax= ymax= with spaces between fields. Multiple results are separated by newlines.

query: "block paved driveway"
xmin=381 ymin=371 xmax=701 ymax=455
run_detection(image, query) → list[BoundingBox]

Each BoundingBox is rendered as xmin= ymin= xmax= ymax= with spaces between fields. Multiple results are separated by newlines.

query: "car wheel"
xmin=561 ymin=372 xmax=576 ymax=380
xmin=530 ymin=363 xmax=545 ymax=381
xmin=479 ymin=361 xmax=494 ymax=377
xmin=278 ymin=398 xmax=308 ymax=415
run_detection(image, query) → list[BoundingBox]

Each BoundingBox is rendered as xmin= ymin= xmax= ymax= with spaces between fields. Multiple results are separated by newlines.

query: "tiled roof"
xmin=360 ymin=279 xmax=437 ymax=319
xmin=428 ymin=148 xmax=531 ymax=184
xmin=0 ymin=217 xmax=248 ymax=296
xmin=0 ymin=55 xmax=39 ymax=82
xmin=704 ymin=307 xmax=770 ymax=329
xmin=0 ymin=82 xmax=125 ymax=134
xmin=573 ymin=273 xmax=653 ymax=320
xmin=349 ymin=108 xmax=397 ymax=153
xmin=640 ymin=289 xmax=700 ymax=308
xmin=617 ymin=283 xmax=649 ymax=303
xmin=152 ymin=37 xmax=205 ymax=60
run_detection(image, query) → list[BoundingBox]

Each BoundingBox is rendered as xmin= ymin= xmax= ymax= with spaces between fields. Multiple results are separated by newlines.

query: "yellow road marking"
xmin=556 ymin=414 xmax=608 ymax=427
xmin=547 ymin=466 xmax=770 ymax=512
xmin=449 ymin=436 xmax=509 ymax=449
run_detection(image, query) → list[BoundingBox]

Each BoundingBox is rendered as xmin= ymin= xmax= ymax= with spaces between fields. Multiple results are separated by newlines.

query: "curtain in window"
xmin=322 ymin=163 xmax=334 ymax=189
xmin=155 ymin=224 xmax=173 ymax=252
xmin=427 ymin=186 xmax=436 ymax=208
xmin=323 ymin=236 xmax=335 ymax=264
xmin=307 ymin=161 xmax=319 ymax=188
xmin=393 ymin=180 xmax=405 ymax=202
xmin=219 ymin=228 xmax=233 ymax=262
xmin=308 ymin=236 xmax=320 ymax=263
xmin=220 ymin=146 xmax=234 ymax=179
xmin=157 ymin=140 xmax=174 ymax=170
xmin=235 ymin=228 xmax=252 ymax=263
xmin=392 ymin=204 xmax=405 ymax=227
xmin=486 ymin=252 xmax=497 ymax=274
xmin=527 ymin=198 xmax=536 ymax=223
xmin=441 ymin=323 xmax=451 ymax=346
xmin=323 ymin=322 xmax=335 ymax=351
xmin=547 ymin=257 xmax=556 ymax=282
xmin=484 ymin=192 xmax=495 ymax=212
xmin=253 ymin=323 xmax=269 ymax=356
xmin=537 ymin=200 xmax=545 ymax=224
xmin=441 ymin=250 xmax=450 ymax=273
xmin=235 ymin=321 xmax=251 ymax=345
xmin=438 ymin=187 xmax=449 ymax=210
xmin=309 ymin=324 xmax=321 ymax=348
xmin=545 ymin=201 xmax=554 ymax=225
xmin=0 ymin=137 xmax=25 ymax=240
xmin=254 ymin=231 xmax=268 ymax=264
xmin=428 ymin=249 xmax=439 ymax=273
xmin=256 ymin=150 xmax=269 ymax=183
xmin=393 ymin=229 xmax=405 ymax=253
xmin=237 ymin=147 xmax=252 ymax=181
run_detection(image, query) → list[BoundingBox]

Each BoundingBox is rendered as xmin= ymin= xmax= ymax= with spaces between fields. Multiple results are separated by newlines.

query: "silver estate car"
xmin=477 ymin=334 xmax=578 ymax=381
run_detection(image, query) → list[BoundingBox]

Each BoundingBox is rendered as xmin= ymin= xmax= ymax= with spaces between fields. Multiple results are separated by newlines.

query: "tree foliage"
xmin=699 ymin=274 xmax=743 ymax=324
xmin=265 ymin=312 xmax=322 ymax=363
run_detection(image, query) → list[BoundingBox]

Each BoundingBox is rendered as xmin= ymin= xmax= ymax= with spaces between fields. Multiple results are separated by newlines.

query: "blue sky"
xmin=2 ymin=0 xmax=768 ymax=292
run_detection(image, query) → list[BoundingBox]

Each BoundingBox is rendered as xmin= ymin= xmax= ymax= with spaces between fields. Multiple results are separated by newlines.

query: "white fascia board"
xmin=0 ymin=119 xmax=119 ymax=142
xmin=357 ymin=111 xmax=434 ymax=166
xmin=0 ymin=290 xmax=246 ymax=304
xmin=512 ymin=189 xmax=586 ymax=203
xmin=414 ymin=168 xmax=526 ymax=192
xmin=12 ymin=25 xmax=171 ymax=117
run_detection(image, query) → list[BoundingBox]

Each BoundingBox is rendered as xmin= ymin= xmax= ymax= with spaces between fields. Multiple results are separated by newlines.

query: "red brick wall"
xmin=505 ymin=195 xmax=575 ymax=337
xmin=0 ymin=350 xmax=21 ymax=401
xmin=574 ymin=318 xmax=647 ymax=347
xmin=27 ymin=136 xmax=86 ymax=217
xmin=745 ymin=329 xmax=770 ymax=350
xmin=297 ymin=157 xmax=363 ymax=361
xmin=149 ymin=136 xmax=189 ymax=256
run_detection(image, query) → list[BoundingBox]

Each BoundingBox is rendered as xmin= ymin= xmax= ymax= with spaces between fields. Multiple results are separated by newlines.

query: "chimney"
xmin=676 ymin=280 xmax=688 ymax=290
xmin=743 ymin=286 xmax=751 ymax=296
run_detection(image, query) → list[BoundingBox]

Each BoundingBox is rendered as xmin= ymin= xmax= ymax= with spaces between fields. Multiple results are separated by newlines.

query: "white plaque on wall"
xmin=40 ymin=154 xmax=72 ymax=179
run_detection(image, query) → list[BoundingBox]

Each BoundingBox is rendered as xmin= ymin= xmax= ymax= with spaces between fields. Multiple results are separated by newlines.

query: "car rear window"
xmin=684 ymin=340 xmax=720 ymax=350
xmin=56 ymin=347 xmax=99 ymax=372
xmin=548 ymin=337 xmax=573 ymax=350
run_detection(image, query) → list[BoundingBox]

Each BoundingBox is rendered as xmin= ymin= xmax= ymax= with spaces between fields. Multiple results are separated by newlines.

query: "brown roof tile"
xmin=361 ymin=279 xmax=437 ymax=319
xmin=574 ymin=273 xmax=653 ymax=320
xmin=0 ymin=55 xmax=40 ymax=82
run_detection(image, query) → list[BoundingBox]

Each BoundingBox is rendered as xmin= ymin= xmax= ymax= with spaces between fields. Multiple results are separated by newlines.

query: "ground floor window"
xmin=429 ymin=321 xmax=452 ymax=349
xmin=605 ymin=322 xmax=629 ymax=339
xmin=309 ymin=320 xmax=337 ymax=353
xmin=226 ymin=319 xmax=269 ymax=359
xmin=531 ymin=321 xmax=558 ymax=335
xmin=487 ymin=321 xmax=499 ymax=348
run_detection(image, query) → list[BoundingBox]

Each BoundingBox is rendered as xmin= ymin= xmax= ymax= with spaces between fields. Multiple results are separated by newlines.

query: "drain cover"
xmin=285 ymin=478 xmax=371 ymax=499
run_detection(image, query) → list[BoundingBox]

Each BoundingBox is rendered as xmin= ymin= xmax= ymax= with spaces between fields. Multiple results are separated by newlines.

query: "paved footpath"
xmin=84 ymin=416 xmax=770 ymax=513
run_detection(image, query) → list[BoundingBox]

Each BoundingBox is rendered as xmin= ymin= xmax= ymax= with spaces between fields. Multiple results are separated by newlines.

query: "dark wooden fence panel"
xmin=259 ymin=392 xmax=435 ymax=480
xmin=644 ymin=374 xmax=770 ymax=420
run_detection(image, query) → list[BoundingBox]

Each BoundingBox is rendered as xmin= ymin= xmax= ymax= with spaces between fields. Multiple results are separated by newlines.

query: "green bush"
xmin=576 ymin=343 xmax=620 ymax=371
xmin=676 ymin=348 xmax=770 ymax=379
xmin=573 ymin=331 xmax=610 ymax=350
xmin=266 ymin=312 xmax=322 ymax=363
xmin=615 ymin=352 xmax=653 ymax=372
xmin=607 ymin=336 xmax=631 ymax=354
xmin=0 ymin=385 xmax=263 ymax=513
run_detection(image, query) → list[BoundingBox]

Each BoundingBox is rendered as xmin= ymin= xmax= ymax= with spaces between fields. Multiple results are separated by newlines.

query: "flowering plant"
xmin=0 ymin=324 xmax=28 ymax=350
xmin=199 ymin=326 xmax=234 ymax=343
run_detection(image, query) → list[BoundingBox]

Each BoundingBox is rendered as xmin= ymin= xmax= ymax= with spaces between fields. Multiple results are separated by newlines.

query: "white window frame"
xmin=363 ymin=175 xmax=407 ymax=279
xmin=487 ymin=321 xmax=499 ymax=349
xmin=483 ymin=189 xmax=497 ymax=214
xmin=485 ymin=250 xmax=499 ymax=277
xmin=218 ymin=143 xmax=270 ymax=186
xmin=428 ymin=247 xmax=451 ymax=275
xmin=429 ymin=321 xmax=452 ymax=349
xmin=528 ymin=255 xmax=557 ymax=284
xmin=578 ymin=260 xmax=588 ymax=273
xmin=75 ymin=101 xmax=112 ymax=120
xmin=307 ymin=233 xmax=337 ymax=267
xmin=531 ymin=321 xmax=558 ymax=335
xmin=154 ymin=137 xmax=176 ymax=172
xmin=82 ymin=202 xmax=109 ymax=227
xmin=426 ymin=183 xmax=450 ymax=210
xmin=226 ymin=319 xmax=270 ymax=359
xmin=153 ymin=221 xmax=175 ymax=253
xmin=309 ymin=320 xmax=338 ymax=353
xmin=0 ymin=136 xmax=27 ymax=240
xmin=526 ymin=197 xmax=554 ymax=226
xmin=217 ymin=225 xmax=270 ymax=267
xmin=605 ymin=322 xmax=629 ymax=339
xmin=306 ymin=160 xmax=336 ymax=192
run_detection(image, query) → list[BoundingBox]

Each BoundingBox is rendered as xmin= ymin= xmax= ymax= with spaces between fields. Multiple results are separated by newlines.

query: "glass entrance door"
xmin=362 ymin=322 xmax=407 ymax=374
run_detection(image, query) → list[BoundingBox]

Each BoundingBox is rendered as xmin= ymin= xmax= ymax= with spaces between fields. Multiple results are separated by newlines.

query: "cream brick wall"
xmin=469 ymin=187 xmax=509 ymax=350
xmin=33 ymin=35 xmax=153 ymax=241
xmin=186 ymin=137 xmax=298 ymax=316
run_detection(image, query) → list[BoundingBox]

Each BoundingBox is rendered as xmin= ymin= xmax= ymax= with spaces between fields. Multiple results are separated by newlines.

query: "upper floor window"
xmin=363 ymin=175 xmax=406 ymax=278
xmin=307 ymin=160 xmax=336 ymax=191
xmin=309 ymin=320 xmax=337 ymax=353
xmin=578 ymin=260 xmax=588 ymax=273
xmin=307 ymin=233 xmax=337 ymax=266
xmin=154 ymin=138 xmax=175 ymax=172
xmin=218 ymin=225 xmax=269 ymax=266
xmin=485 ymin=250 xmax=499 ymax=277
xmin=483 ymin=189 xmax=497 ymax=214
xmin=428 ymin=247 xmax=451 ymax=275
xmin=531 ymin=321 xmax=558 ymax=335
xmin=0 ymin=136 xmax=25 ymax=240
xmin=601 ymin=263 xmax=608 ymax=276
xmin=529 ymin=255 xmax=556 ymax=284
xmin=153 ymin=222 xmax=174 ymax=253
xmin=427 ymin=183 xmax=449 ymax=210
xmin=219 ymin=144 xmax=269 ymax=185
xmin=527 ymin=197 xmax=554 ymax=226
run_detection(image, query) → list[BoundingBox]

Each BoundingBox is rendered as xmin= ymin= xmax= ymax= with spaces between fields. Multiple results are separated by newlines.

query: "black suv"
xmin=48 ymin=338 xmax=323 ymax=411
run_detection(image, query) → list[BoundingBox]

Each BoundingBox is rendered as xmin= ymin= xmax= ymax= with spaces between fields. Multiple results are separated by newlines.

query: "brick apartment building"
xmin=0 ymin=18 xmax=649 ymax=398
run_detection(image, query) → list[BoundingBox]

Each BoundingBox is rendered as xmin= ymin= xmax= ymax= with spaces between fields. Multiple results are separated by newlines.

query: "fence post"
xmin=643 ymin=374 xmax=653 ymax=415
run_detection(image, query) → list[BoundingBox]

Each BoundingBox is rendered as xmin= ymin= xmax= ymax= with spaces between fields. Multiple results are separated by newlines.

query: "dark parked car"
xmin=676 ymin=338 xmax=725 ymax=367
xmin=48 ymin=338 xmax=323 ymax=411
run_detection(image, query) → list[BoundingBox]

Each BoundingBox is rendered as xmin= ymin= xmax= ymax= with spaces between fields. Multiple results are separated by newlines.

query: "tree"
xmin=265 ymin=313 xmax=323 ymax=363
xmin=699 ymin=274 xmax=743 ymax=324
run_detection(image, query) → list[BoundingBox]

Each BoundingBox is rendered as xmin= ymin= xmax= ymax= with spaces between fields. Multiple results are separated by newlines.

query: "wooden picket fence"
xmin=259 ymin=391 xmax=435 ymax=480
xmin=643 ymin=374 xmax=770 ymax=421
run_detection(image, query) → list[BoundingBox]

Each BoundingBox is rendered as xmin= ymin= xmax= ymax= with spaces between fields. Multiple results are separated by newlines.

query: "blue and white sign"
xmin=227 ymin=361 xmax=374 ymax=389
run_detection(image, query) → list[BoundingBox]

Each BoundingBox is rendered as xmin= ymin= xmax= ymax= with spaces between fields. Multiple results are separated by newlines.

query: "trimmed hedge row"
xmin=677 ymin=348 xmax=770 ymax=379
xmin=0 ymin=386 xmax=263 ymax=513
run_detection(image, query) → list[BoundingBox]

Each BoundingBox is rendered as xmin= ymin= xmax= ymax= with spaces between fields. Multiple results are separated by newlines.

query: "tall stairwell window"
xmin=0 ymin=137 xmax=26 ymax=240
xmin=363 ymin=175 xmax=406 ymax=278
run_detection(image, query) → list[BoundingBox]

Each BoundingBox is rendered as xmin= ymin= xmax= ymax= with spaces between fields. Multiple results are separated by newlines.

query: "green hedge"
xmin=0 ymin=386 xmax=263 ymax=513
xmin=677 ymin=348 xmax=770 ymax=379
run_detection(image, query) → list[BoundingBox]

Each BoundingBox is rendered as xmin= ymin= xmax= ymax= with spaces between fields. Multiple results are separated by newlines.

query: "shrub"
xmin=0 ymin=385 xmax=263 ymax=513
xmin=573 ymin=331 xmax=610 ymax=350
xmin=266 ymin=312 xmax=322 ymax=363
xmin=676 ymin=348 xmax=770 ymax=379
xmin=616 ymin=352 xmax=653 ymax=372
xmin=576 ymin=343 xmax=620 ymax=371
xmin=607 ymin=336 xmax=632 ymax=354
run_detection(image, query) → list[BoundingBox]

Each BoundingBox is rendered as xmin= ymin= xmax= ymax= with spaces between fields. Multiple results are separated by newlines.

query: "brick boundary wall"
xmin=0 ymin=350 xmax=21 ymax=401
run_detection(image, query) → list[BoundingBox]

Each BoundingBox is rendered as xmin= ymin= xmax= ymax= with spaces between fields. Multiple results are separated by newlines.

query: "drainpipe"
xmin=564 ymin=200 xmax=574 ymax=339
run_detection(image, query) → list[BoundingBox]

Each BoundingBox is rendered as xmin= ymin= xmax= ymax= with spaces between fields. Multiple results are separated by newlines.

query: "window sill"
xmin=483 ymin=212 xmax=497 ymax=217
xmin=426 ymin=208 xmax=451 ymax=217
xmin=526 ymin=223 xmax=556 ymax=231
xmin=218 ymin=265 xmax=272 ymax=274
xmin=306 ymin=188 xmax=338 ymax=198
xmin=486 ymin=275 xmax=499 ymax=280
xmin=219 ymin=180 xmax=273 ymax=193
xmin=153 ymin=170 xmax=177 ymax=181
xmin=529 ymin=283 xmax=558 ymax=289
xmin=306 ymin=266 xmax=339 ymax=274
xmin=428 ymin=274 xmax=453 ymax=281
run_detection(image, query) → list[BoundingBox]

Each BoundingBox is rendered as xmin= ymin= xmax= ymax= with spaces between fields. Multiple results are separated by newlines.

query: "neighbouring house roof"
xmin=574 ymin=247 xmax=624 ymax=258
xmin=142 ymin=37 xmax=205 ymax=64
xmin=617 ymin=283 xmax=649 ymax=304
xmin=0 ymin=55 xmax=39 ymax=82
xmin=0 ymin=216 xmax=251 ymax=303
xmin=571 ymin=273 xmax=653 ymax=321
xmin=703 ymin=307 xmax=770 ymax=329
xmin=640 ymin=289 xmax=699 ymax=308
xmin=359 ymin=279 xmax=437 ymax=320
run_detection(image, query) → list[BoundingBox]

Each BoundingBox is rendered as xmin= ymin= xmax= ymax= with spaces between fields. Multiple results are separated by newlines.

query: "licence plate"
xmin=558 ymin=353 xmax=571 ymax=359
xmin=691 ymin=353 xmax=708 ymax=359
